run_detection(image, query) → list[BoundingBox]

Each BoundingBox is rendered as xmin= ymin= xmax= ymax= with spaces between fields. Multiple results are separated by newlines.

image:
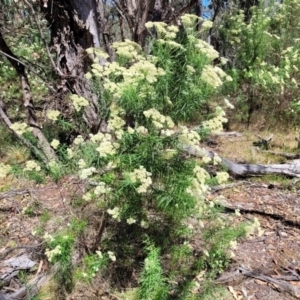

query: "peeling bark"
xmin=114 ymin=0 xmax=156 ymax=46
xmin=40 ymin=0 xmax=102 ymax=133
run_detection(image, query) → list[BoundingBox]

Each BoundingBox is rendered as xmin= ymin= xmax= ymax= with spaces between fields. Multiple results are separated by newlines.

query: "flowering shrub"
xmin=5 ymin=13 xmax=243 ymax=297
xmin=218 ymin=0 xmax=300 ymax=123
xmin=47 ymin=15 xmax=237 ymax=294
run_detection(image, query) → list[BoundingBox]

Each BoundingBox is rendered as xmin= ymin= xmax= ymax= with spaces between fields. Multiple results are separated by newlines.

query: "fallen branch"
xmin=182 ymin=144 xmax=300 ymax=178
xmin=216 ymin=131 xmax=243 ymax=137
xmin=237 ymin=266 xmax=300 ymax=298
xmin=0 ymin=243 xmax=44 ymax=261
xmin=259 ymin=150 xmax=300 ymax=159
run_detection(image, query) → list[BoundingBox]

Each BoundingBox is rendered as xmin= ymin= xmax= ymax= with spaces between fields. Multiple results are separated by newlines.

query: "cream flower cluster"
xmin=90 ymin=42 xmax=165 ymax=98
xmin=224 ymin=98 xmax=234 ymax=109
xmin=129 ymin=60 xmax=166 ymax=84
xmin=107 ymin=206 xmax=120 ymax=221
xmin=92 ymin=61 xmax=125 ymax=79
xmin=70 ymin=95 xmax=89 ymax=112
xmin=67 ymin=148 xmax=74 ymax=159
xmin=180 ymin=14 xmax=202 ymax=28
xmin=178 ymin=126 xmax=201 ymax=146
xmin=145 ymin=21 xmax=179 ymax=40
xmin=201 ymin=20 xmax=213 ymax=30
xmin=89 ymin=132 xmax=120 ymax=157
xmin=50 ymin=139 xmax=60 ymax=149
xmin=126 ymin=217 xmax=136 ymax=225
xmin=97 ymin=134 xmax=120 ymax=157
xmin=24 ymin=160 xmax=41 ymax=172
xmin=78 ymin=159 xmax=86 ymax=169
xmin=46 ymin=110 xmax=60 ymax=121
xmin=94 ymin=181 xmax=111 ymax=195
xmin=195 ymin=40 xmax=219 ymax=61
xmin=86 ymin=47 xmax=110 ymax=60
xmin=136 ymin=126 xmax=148 ymax=136
xmin=10 ymin=122 xmax=32 ymax=135
xmin=143 ymin=108 xmax=174 ymax=130
xmin=73 ymin=135 xmax=84 ymax=145
xmin=187 ymin=166 xmax=210 ymax=200
xmin=0 ymin=163 xmax=11 ymax=178
xmin=201 ymin=65 xmax=231 ymax=88
xmin=112 ymin=39 xmax=142 ymax=61
xmin=157 ymin=39 xmax=184 ymax=50
xmin=82 ymin=192 xmax=92 ymax=201
xmin=127 ymin=166 xmax=152 ymax=194
xmin=216 ymin=171 xmax=229 ymax=184
xmin=43 ymin=232 xmax=54 ymax=242
xmin=202 ymin=107 xmax=228 ymax=134
xmin=108 ymin=102 xmax=125 ymax=139
xmin=45 ymin=245 xmax=61 ymax=262
xmin=213 ymin=154 xmax=222 ymax=165
xmin=79 ymin=167 xmax=96 ymax=180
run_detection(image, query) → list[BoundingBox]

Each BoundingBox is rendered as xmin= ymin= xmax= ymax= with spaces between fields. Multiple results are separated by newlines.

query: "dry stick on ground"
xmin=237 ymin=266 xmax=300 ymax=298
xmin=259 ymin=149 xmax=300 ymax=159
xmin=0 ymin=243 xmax=45 ymax=261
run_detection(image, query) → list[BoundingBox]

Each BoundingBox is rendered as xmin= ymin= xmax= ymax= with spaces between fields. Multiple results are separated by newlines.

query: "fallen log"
xmin=182 ymin=145 xmax=300 ymax=178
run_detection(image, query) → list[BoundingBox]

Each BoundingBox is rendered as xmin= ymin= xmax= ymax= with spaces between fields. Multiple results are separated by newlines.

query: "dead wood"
xmin=182 ymin=144 xmax=300 ymax=178
xmin=216 ymin=131 xmax=243 ymax=137
xmin=237 ymin=266 xmax=300 ymax=298
xmin=259 ymin=150 xmax=300 ymax=159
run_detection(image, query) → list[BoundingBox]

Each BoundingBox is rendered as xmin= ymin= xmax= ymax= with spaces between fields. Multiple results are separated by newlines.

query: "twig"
xmin=0 ymin=50 xmax=55 ymax=93
xmin=23 ymin=0 xmax=63 ymax=77
xmin=259 ymin=150 xmax=300 ymax=159
xmin=90 ymin=212 xmax=107 ymax=253
xmin=238 ymin=266 xmax=300 ymax=298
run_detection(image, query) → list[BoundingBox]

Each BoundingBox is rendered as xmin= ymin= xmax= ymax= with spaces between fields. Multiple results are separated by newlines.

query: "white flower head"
xmin=107 ymin=251 xmax=116 ymax=262
xmin=50 ymin=139 xmax=60 ymax=149
xmin=46 ymin=110 xmax=60 ymax=121
xmin=0 ymin=163 xmax=11 ymax=178
xmin=127 ymin=217 xmax=136 ymax=225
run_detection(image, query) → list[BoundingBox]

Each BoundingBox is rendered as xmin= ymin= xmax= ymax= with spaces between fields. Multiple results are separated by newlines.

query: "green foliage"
xmin=77 ymin=252 xmax=109 ymax=282
xmin=0 ymin=9 xmax=247 ymax=298
xmin=137 ymin=242 xmax=168 ymax=300
xmin=198 ymin=217 xmax=246 ymax=277
xmin=44 ymin=232 xmax=75 ymax=292
xmin=218 ymin=0 xmax=300 ymax=125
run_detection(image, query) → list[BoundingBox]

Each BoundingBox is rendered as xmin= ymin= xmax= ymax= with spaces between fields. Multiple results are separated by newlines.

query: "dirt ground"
xmin=1 ymin=132 xmax=300 ymax=299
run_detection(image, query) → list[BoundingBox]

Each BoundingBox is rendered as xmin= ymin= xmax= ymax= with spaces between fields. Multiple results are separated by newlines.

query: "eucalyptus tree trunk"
xmin=40 ymin=0 xmax=103 ymax=133
xmin=114 ymin=0 xmax=156 ymax=47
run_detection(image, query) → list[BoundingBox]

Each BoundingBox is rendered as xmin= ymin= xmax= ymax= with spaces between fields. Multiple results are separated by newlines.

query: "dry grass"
xmin=214 ymin=128 xmax=299 ymax=165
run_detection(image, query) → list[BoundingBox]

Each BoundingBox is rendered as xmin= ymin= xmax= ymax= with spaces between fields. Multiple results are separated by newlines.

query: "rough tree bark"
xmin=40 ymin=0 xmax=103 ymax=133
xmin=114 ymin=0 xmax=156 ymax=47
xmin=114 ymin=0 xmax=200 ymax=47
xmin=0 ymin=27 xmax=56 ymax=162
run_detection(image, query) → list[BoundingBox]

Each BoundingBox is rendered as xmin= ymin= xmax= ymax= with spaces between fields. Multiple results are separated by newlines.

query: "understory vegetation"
xmin=1 ymin=0 xmax=300 ymax=299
